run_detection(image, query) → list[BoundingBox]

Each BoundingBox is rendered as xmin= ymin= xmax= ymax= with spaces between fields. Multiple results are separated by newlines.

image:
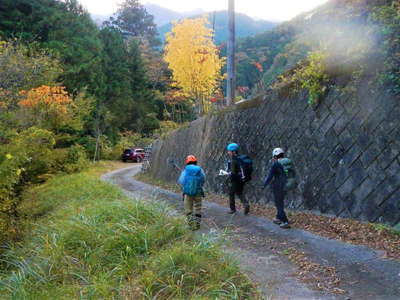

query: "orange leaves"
xmin=18 ymin=85 xmax=72 ymax=114
xmin=253 ymin=62 xmax=263 ymax=73
xmin=17 ymin=85 xmax=75 ymax=130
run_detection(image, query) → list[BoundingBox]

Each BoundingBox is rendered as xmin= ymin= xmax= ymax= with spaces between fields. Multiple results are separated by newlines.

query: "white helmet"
xmin=272 ymin=148 xmax=284 ymax=157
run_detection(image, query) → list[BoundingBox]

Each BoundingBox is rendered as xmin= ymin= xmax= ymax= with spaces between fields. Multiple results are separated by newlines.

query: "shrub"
xmin=49 ymin=145 xmax=89 ymax=174
xmin=0 ymin=41 xmax=61 ymax=108
xmin=0 ymin=127 xmax=55 ymax=244
xmin=0 ymin=128 xmax=90 ymax=246
xmin=294 ymin=51 xmax=330 ymax=106
xmin=0 ymin=152 xmax=28 ymax=245
xmin=371 ymin=2 xmax=400 ymax=93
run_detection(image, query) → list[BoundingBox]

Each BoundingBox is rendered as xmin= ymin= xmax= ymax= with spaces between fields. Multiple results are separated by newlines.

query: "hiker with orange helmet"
xmin=178 ymin=155 xmax=206 ymax=230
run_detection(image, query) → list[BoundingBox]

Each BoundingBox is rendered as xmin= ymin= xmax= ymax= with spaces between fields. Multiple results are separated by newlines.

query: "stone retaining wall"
xmin=148 ymin=83 xmax=400 ymax=225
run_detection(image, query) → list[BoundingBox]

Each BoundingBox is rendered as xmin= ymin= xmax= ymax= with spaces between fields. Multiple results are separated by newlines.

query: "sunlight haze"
xmin=81 ymin=0 xmax=329 ymax=21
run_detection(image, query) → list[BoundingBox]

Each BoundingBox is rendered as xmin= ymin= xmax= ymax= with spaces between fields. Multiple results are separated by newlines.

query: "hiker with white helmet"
xmin=263 ymin=148 xmax=297 ymax=229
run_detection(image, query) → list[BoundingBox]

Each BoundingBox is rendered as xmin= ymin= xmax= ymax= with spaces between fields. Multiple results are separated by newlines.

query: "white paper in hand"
xmin=218 ymin=169 xmax=230 ymax=176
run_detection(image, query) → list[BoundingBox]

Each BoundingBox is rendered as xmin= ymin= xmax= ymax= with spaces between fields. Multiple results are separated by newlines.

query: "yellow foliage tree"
xmin=164 ymin=17 xmax=225 ymax=116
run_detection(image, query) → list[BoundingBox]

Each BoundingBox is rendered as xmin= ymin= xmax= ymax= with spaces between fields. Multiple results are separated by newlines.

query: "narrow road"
xmin=103 ymin=165 xmax=400 ymax=300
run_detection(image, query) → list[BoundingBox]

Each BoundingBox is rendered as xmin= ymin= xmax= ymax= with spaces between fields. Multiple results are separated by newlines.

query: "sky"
xmin=81 ymin=0 xmax=329 ymax=21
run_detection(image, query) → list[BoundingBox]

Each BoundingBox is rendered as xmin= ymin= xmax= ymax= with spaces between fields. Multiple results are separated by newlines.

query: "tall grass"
xmin=0 ymin=166 xmax=257 ymax=299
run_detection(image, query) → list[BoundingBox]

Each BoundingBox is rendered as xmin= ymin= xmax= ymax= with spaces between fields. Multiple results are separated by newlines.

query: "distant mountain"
xmin=89 ymin=4 xmax=278 ymax=45
xmin=144 ymin=4 xmax=204 ymax=26
xmin=90 ymin=4 xmax=204 ymax=28
xmin=158 ymin=11 xmax=278 ymax=45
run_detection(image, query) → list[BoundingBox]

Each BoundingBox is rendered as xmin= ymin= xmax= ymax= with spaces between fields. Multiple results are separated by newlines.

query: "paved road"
xmin=103 ymin=165 xmax=400 ymax=300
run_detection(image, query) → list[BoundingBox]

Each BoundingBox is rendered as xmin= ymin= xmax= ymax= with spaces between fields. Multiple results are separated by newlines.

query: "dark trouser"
xmin=273 ymin=189 xmax=288 ymax=223
xmin=229 ymin=182 xmax=249 ymax=212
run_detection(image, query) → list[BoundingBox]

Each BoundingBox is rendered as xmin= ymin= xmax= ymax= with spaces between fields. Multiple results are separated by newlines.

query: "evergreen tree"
xmin=0 ymin=0 xmax=104 ymax=96
xmin=109 ymin=0 xmax=160 ymax=47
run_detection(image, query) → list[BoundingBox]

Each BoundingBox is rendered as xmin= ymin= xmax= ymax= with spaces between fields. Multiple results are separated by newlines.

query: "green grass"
xmin=371 ymin=223 xmax=400 ymax=236
xmin=0 ymin=165 xmax=257 ymax=299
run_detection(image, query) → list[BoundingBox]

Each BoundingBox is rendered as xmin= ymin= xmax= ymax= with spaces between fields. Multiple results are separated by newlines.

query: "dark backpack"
xmin=238 ymin=155 xmax=253 ymax=183
xmin=278 ymin=158 xmax=298 ymax=191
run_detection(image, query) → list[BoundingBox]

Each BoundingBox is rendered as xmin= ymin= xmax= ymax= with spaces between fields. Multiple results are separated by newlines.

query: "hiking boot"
xmin=244 ymin=205 xmax=250 ymax=215
xmin=273 ymin=219 xmax=282 ymax=225
xmin=192 ymin=214 xmax=201 ymax=231
xmin=227 ymin=210 xmax=236 ymax=214
xmin=280 ymin=222 xmax=291 ymax=229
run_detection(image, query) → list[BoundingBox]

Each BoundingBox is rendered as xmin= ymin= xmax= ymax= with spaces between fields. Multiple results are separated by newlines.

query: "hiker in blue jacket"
xmin=263 ymin=148 xmax=292 ymax=229
xmin=178 ymin=155 xmax=206 ymax=230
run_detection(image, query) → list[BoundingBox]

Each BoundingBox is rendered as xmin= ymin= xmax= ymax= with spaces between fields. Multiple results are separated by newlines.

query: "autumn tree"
xmin=164 ymin=17 xmax=225 ymax=116
xmin=0 ymin=41 xmax=62 ymax=109
xmin=18 ymin=85 xmax=75 ymax=131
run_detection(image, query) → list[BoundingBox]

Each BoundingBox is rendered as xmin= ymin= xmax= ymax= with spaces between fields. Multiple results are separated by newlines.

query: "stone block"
xmin=365 ymin=161 xmax=386 ymax=186
xmin=386 ymin=172 xmax=400 ymax=192
xmin=334 ymin=164 xmax=350 ymax=188
xmin=326 ymin=191 xmax=345 ymax=216
xmin=329 ymin=145 xmax=345 ymax=168
xmin=348 ymin=159 xmax=368 ymax=187
xmin=330 ymin=99 xmax=345 ymax=120
xmin=362 ymin=191 xmax=384 ymax=222
xmin=338 ymin=176 xmax=354 ymax=198
xmin=320 ymin=115 xmax=337 ymax=135
xmin=342 ymin=143 xmax=363 ymax=167
xmin=338 ymin=129 xmax=354 ymax=151
xmin=380 ymin=190 xmax=400 ymax=225
xmin=360 ymin=143 xmax=381 ymax=168
xmin=356 ymin=130 xmax=372 ymax=151
xmin=347 ymin=115 xmax=364 ymax=134
xmin=352 ymin=177 xmax=376 ymax=207
xmin=333 ymin=113 xmax=350 ymax=135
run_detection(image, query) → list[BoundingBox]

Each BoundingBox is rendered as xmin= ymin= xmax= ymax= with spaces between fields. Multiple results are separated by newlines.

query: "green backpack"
xmin=278 ymin=158 xmax=298 ymax=191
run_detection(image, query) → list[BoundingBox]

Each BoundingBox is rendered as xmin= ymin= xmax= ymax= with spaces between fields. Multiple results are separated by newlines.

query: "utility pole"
xmin=226 ymin=0 xmax=235 ymax=106
xmin=212 ymin=11 xmax=216 ymax=39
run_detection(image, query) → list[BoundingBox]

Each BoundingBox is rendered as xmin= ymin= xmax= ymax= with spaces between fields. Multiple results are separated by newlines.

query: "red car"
xmin=122 ymin=148 xmax=145 ymax=162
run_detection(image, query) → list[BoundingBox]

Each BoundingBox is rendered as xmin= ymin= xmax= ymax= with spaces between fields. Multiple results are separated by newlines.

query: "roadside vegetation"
xmin=0 ymin=163 xmax=258 ymax=299
xmin=0 ymin=0 xmax=185 ymax=255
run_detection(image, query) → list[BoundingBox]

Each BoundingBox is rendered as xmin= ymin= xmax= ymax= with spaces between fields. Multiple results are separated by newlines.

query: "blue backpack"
xmin=179 ymin=165 xmax=205 ymax=196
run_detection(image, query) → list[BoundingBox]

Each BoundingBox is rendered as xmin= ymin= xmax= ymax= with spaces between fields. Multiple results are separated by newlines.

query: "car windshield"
xmin=135 ymin=149 xmax=144 ymax=153
xmin=124 ymin=149 xmax=132 ymax=154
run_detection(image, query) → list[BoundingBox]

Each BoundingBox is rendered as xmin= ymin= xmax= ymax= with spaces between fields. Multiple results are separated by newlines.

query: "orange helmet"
xmin=185 ymin=155 xmax=197 ymax=164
